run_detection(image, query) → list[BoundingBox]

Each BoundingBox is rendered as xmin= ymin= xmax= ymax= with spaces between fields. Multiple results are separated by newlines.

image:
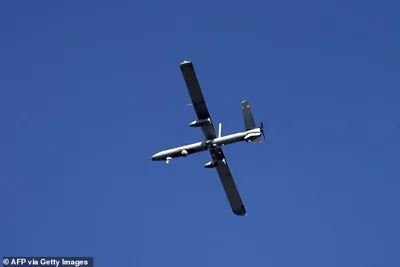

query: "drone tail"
xmin=241 ymin=100 xmax=263 ymax=144
xmin=241 ymin=100 xmax=256 ymax=131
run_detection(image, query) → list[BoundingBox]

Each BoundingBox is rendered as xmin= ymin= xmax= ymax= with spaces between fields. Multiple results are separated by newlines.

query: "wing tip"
xmin=233 ymin=207 xmax=247 ymax=216
xmin=180 ymin=60 xmax=192 ymax=66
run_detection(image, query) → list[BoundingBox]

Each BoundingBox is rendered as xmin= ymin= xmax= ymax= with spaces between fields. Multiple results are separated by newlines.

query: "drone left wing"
xmin=210 ymin=148 xmax=247 ymax=216
xmin=180 ymin=61 xmax=217 ymax=140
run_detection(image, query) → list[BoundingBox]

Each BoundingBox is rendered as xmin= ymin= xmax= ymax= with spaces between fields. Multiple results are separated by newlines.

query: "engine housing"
xmin=204 ymin=160 xmax=218 ymax=168
xmin=189 ymin=118 xmax=211 ymax=127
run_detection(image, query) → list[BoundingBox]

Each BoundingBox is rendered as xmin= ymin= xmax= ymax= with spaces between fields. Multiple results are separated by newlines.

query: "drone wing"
xmin=210 ymin=148 xmax=246 ymax=216
xmin=180 ymin=61 xmax=245 ymax=215
xmin=180 ymin=61 xmax=217 ymax=140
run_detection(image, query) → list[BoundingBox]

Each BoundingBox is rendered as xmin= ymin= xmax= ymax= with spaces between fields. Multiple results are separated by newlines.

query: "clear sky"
xmin=1 ymin=1 xmax=399 ymax=266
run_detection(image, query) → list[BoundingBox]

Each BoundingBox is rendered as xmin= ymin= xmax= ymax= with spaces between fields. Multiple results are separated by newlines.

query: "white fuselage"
xmin=151 ymin=128 xmax=262 ymax=161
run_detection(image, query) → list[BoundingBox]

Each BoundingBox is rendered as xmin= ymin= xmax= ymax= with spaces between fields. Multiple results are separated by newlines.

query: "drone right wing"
xmin=210 ymin=147 xmax=246 ymax=216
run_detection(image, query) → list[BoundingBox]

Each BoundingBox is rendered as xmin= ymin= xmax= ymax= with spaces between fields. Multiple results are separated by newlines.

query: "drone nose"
xmin=151 ymin=152 xmax=161 ymax=161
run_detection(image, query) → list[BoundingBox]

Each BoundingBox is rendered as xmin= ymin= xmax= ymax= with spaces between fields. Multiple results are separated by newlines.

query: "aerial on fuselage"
xmin=151 ymin=60 xmax=266 ymax=216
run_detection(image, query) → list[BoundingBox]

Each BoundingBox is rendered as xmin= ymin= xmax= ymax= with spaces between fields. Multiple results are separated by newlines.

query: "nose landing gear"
xmin=166 ymin=157 xmax=172 ymax=164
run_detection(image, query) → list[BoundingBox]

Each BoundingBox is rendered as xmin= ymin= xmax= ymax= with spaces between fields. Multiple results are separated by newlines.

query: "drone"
xmin=151 ymin=61 xmax=265 ymax=216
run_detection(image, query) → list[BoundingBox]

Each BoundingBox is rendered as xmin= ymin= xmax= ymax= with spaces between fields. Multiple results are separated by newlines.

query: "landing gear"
xmin=166 ymin=157 xmax=172 ymax=164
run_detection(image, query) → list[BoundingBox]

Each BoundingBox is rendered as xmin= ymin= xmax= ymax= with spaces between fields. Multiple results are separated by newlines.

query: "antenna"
xmin=218 ymin=122 xmax=222 ymax=138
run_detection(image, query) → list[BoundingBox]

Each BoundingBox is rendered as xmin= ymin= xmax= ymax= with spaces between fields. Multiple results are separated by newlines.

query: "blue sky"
xmin=1 ymin=1 xmax=399 ymax=266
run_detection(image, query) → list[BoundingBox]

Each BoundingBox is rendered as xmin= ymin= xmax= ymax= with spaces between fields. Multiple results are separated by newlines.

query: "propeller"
xmin=260 ymin=121 xmax=266 ymax=140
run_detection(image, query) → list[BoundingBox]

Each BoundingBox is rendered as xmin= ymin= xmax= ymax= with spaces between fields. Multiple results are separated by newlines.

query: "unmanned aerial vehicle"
xmin=151 ymin=61 xmax=265 ymax=216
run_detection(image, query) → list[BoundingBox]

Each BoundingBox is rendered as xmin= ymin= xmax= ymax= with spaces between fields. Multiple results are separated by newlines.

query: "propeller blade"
xmin=260 ymin=121 xmax=265 ymax=140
